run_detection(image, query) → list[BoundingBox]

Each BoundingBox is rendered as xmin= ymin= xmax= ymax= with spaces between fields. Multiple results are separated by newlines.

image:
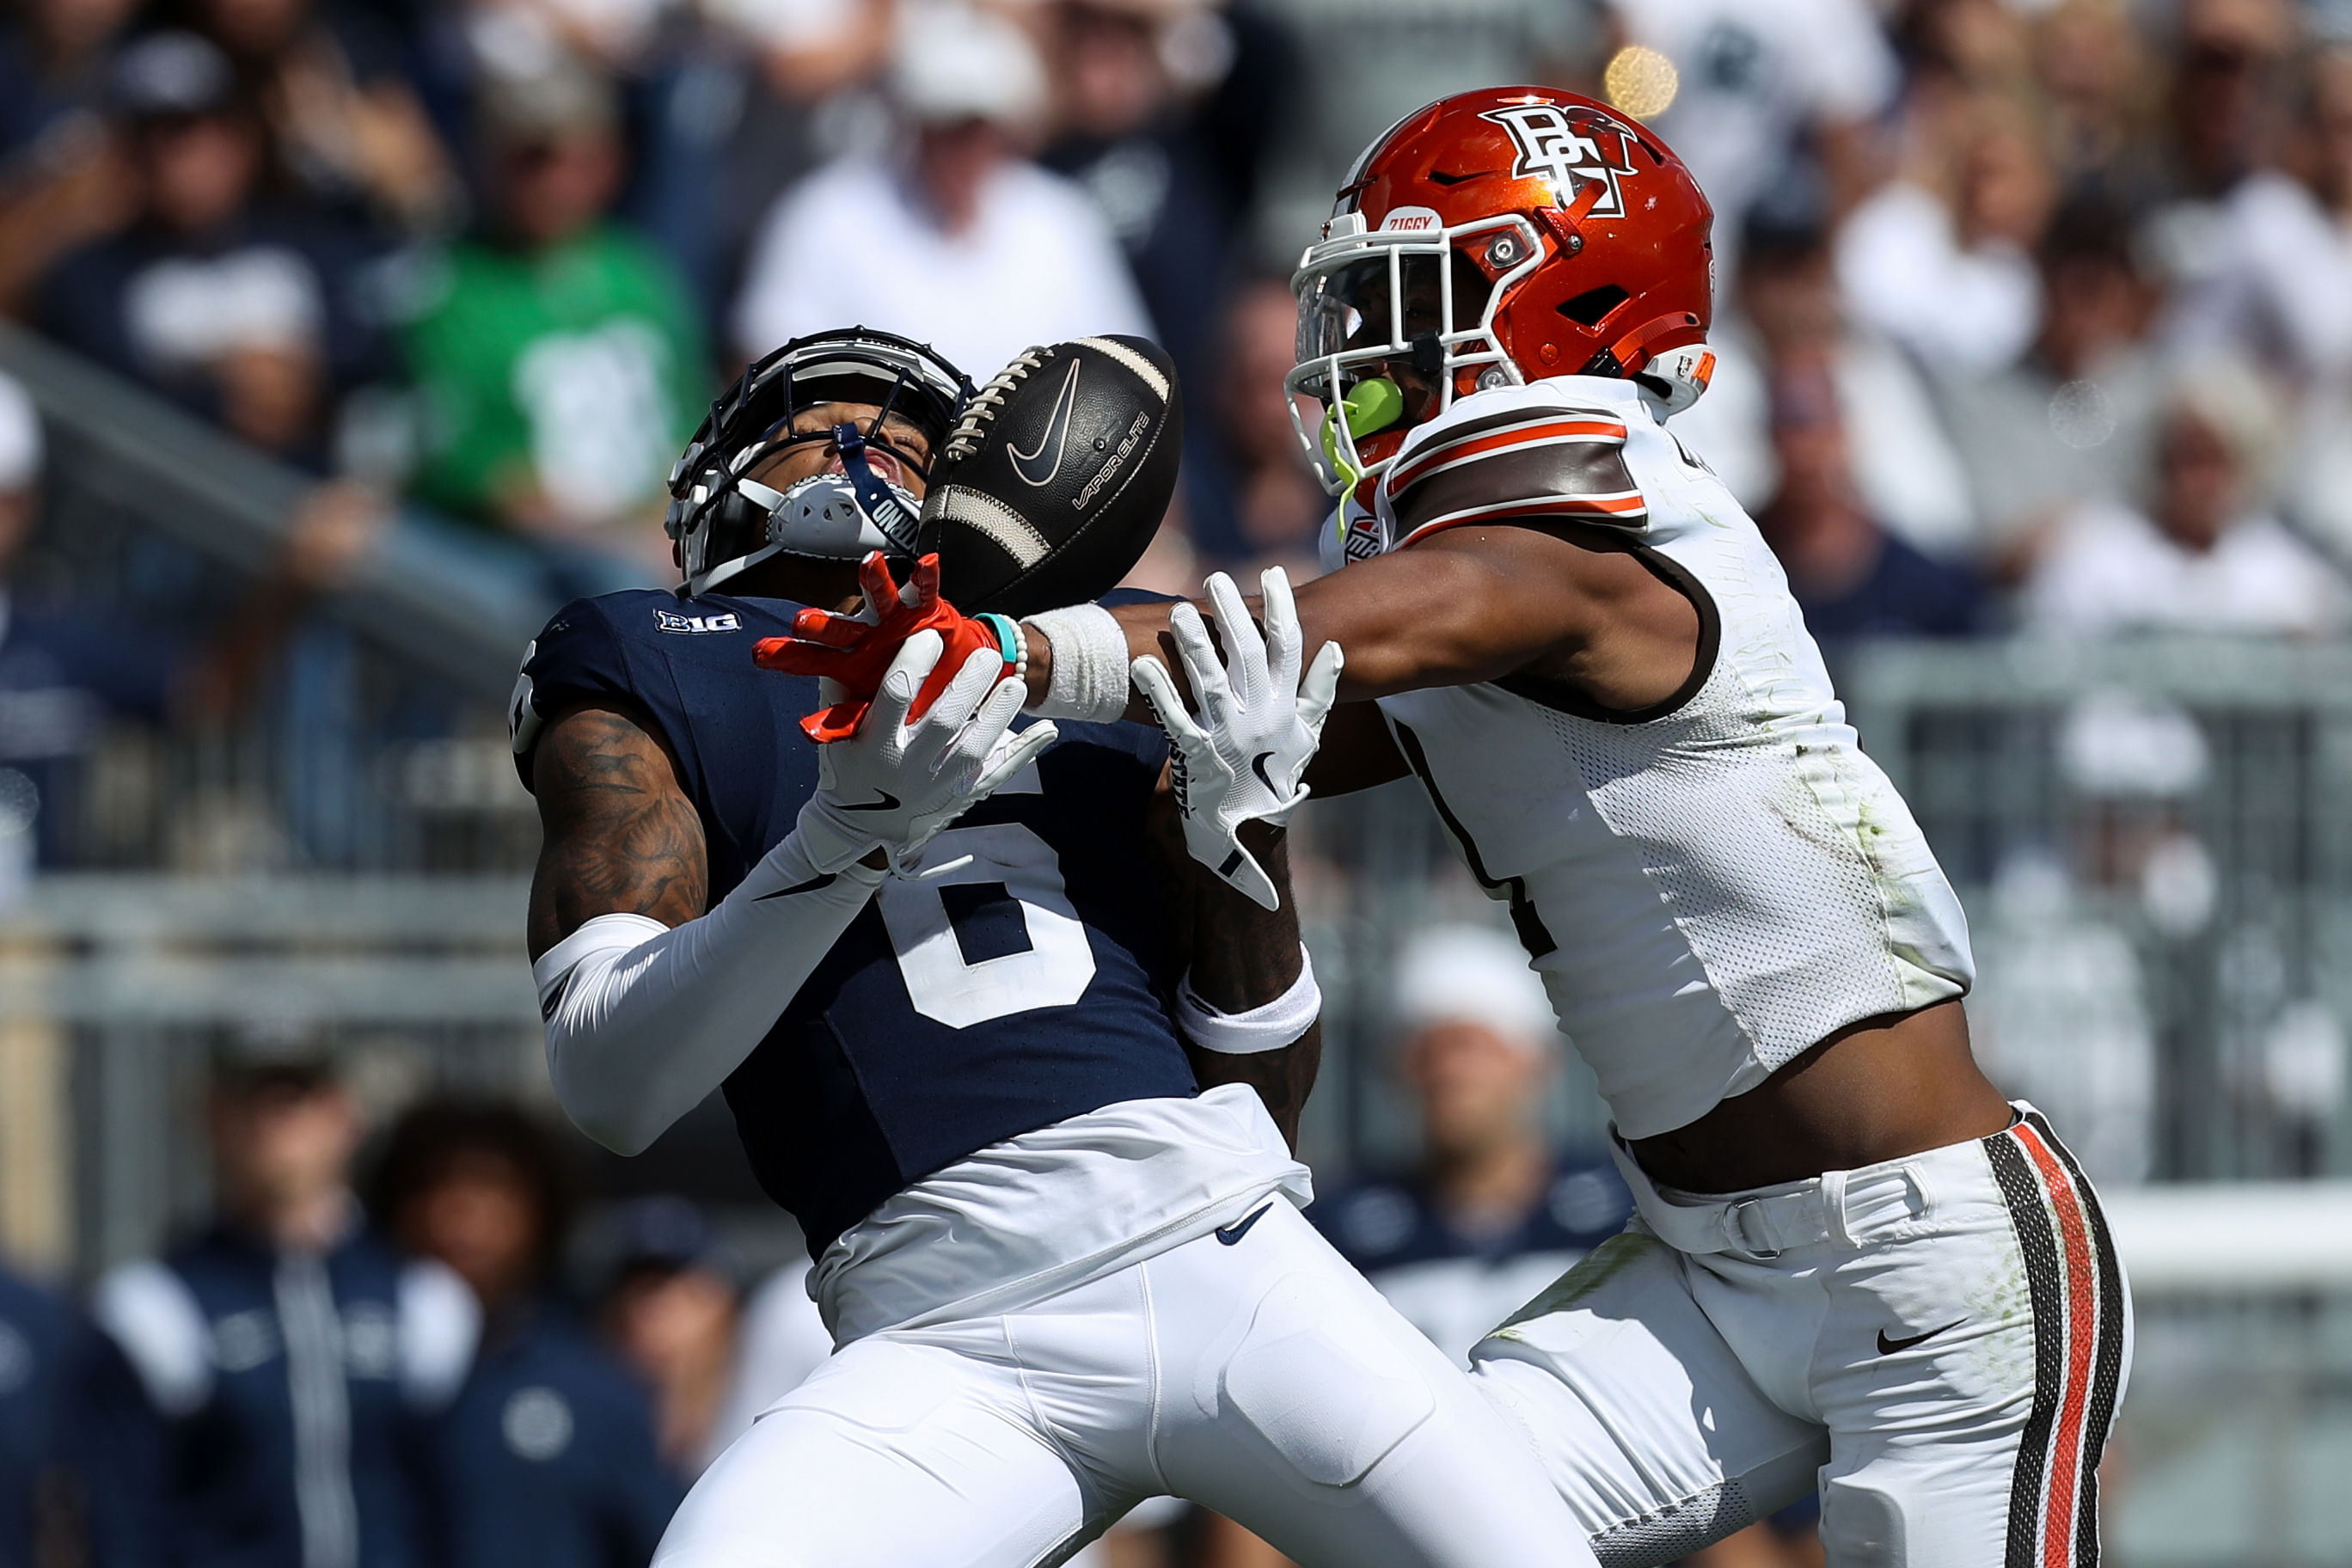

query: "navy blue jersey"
xmin=515 ymin=589 xmax=1201 ymax=1252
xmin=421 ymin=1307 xmax=678 ymax=1568
xmin=0 ymin=1267 xmax=77 ymax=1568
xmin=92 ymin=1227 xmax=435 ymax=1568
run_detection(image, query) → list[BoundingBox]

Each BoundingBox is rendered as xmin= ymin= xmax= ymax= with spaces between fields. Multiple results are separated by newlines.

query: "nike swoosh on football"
xmin=1215 ymin=1203 xmax=1275 ymax=1246
xmin=753 ymin=873 xmax=837 ymax=899
xmin=1877 ymin=1320 xmax=1964 ymax=1355
xmin=841 ymin=791 xmax=901 ymax=812
xmin=1008 ymin=358 xmax=1082 ymax=488
xmin=1249 ymin=750 xmax=1279 ymax=796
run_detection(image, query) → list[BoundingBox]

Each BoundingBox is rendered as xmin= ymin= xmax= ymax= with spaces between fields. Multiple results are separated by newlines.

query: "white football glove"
xmin=1132 ymin=567 xmax=1343 ymax=910
xmin=795 ymin=630 xmax=1059 ymax=875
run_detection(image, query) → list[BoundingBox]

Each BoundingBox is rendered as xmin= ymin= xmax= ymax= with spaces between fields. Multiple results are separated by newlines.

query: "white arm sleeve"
xmin=536 ymin=833 xmax=884 ymax=1155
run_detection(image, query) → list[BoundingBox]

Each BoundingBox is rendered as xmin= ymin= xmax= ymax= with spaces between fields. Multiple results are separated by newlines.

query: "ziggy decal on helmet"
xmin=1478 ymin=105 xmax=1639 ymax=218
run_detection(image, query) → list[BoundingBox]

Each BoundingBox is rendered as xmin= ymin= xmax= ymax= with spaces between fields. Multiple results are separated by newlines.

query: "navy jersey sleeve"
xmin=511 ymin=598 xmax=634 ymax=790
xmin=509 ymin=595 xmax=716 ymax=804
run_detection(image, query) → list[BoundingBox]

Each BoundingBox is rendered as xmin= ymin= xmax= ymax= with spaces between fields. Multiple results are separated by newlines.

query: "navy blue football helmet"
xmin=666 ymin=328 xmax=972 ymax=596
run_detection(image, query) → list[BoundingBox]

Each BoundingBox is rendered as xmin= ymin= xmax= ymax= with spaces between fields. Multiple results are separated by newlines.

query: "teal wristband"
xmin=977 ymin=613 xmax=1020 ymax=664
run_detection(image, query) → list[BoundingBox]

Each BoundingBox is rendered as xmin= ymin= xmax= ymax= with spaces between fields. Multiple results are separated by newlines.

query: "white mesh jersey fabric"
xmin=1374 ymin=377 xmax=1975 ymax=1140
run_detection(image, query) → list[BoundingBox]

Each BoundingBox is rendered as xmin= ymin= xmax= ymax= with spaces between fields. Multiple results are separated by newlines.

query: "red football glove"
xmin=754 ymin=553 xmax=1009 ymax=743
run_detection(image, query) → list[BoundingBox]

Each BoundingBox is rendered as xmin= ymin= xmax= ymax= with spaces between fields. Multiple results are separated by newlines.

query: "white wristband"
xmin=1173 ymin=946 xmax=1320 ymax=1055
xmin=1024 ymin=603 xmax=1131 ymax=724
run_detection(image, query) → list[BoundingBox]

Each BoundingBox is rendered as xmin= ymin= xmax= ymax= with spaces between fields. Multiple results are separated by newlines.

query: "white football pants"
xmin=655 ymin=1197 xmax=1598 ymax=1568
xmin=1471 ymin=1106 xmax=2130 ymax=1567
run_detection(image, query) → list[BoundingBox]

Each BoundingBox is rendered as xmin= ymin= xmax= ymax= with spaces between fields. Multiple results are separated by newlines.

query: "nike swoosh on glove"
xmin=1131 ymin=567 xmax=1342 ymax=910
xmin=752 ymin=553 xmax=1006 ymax=742
xmin=793 ymin=629 xmax=1057 ymax=875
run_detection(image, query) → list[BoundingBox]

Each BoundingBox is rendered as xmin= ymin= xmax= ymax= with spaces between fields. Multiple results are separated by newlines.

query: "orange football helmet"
xmin=1289 ymin=86 xmax=1717 ymax=493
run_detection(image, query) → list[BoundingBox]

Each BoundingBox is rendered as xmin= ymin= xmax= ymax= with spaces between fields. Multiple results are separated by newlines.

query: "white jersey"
xmin=1363 ymin=375 xmax=1975 ymax=1140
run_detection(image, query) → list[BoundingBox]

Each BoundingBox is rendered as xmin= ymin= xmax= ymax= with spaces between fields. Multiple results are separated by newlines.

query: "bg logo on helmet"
xmin=1479 ymin=106 xmax=1638 ymax=219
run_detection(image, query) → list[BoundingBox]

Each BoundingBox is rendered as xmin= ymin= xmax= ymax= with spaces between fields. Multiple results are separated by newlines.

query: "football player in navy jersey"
xmin=508 ymin=328 xmax=1596 ymax=1568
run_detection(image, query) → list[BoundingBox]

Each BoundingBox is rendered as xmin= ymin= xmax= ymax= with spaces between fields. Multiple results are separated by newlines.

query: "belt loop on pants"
xmin=1608 ymin=1136 xmax=1843 ymax=1260
xmin=1724 ymin=1197 xmax=1782 ymax=1259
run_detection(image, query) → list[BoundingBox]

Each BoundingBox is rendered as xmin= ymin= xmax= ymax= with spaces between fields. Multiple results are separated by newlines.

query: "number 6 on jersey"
xmin=877 ymin=822 xmax=1097 ymax=1028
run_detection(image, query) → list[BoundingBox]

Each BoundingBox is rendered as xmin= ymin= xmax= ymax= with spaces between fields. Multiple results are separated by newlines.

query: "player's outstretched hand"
xmin=753 ymin=553 xmax=1007 ymax=743
xmin=793 ymin=630 xmax=1057 ymax=875
xmin=1132 ymin=567 xmax=1343 ymax=910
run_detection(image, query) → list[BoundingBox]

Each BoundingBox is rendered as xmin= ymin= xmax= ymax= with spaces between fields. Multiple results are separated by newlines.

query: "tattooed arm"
xmin=528 ymin=701 xmax=708 ymax=959
xmin=525 ymin=699 xmax=882 ymax=1154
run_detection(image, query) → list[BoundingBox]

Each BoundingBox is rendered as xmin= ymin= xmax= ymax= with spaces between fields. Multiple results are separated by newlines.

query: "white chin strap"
xmin=684 ymin=472 xmax=920 ymax=596
xmin=1632 ymin=342 xmax=1716 ymax=421
xmin=747 ymin=471 xmax=917 ymax=559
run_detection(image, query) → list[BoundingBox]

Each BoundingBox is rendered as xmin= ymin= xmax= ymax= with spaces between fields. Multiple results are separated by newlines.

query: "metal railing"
xmin=0 ymin=323 xmax=539 ymax=698
xmin=0 ymin=874 xmax=540 ymax=1275
xmin=1844 ymin=636 xmax=2352 ymax=1184
xmin=0 ymin=323 xmax=548 ymax=875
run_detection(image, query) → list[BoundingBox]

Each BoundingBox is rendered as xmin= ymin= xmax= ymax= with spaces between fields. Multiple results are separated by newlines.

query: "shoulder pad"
xmin=1382 ymin=403 xmax=1646 ymax=548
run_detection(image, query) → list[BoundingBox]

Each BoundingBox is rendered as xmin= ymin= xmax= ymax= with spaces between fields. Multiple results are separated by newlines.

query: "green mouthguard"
xmin=1320 ymin=377 xmax=1406 ymax=491
xmin=1341 ymin=377 xmax=1405 ymax=439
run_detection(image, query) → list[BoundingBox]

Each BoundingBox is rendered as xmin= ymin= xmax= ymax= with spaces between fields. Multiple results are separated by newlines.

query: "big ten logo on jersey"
xmin=656 ymin=609 xmax=742 ymax=634
xmin=1479 ymin=105 xmax=1638 ymax=219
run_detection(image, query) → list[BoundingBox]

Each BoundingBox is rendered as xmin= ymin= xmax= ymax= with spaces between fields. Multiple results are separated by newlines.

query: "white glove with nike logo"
xmin=797 ymin=630 xmax=1059 ymax=874
xmin=1133 ymin=567 xmax=1343 ymax=910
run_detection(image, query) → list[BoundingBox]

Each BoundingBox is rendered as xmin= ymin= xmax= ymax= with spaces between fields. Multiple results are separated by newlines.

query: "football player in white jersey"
xmin=763 ymin=91 xmax=2130 ymax=1568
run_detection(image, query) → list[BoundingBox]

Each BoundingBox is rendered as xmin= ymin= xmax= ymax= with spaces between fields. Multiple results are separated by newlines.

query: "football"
xmin=918 ymin=335 xmax=1183 ymax=619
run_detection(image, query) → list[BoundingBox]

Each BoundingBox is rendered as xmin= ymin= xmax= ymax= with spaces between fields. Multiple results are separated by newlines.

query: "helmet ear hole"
xmin=708 ymin=491 xmax=769 ymax=567
xmin=1559 ymin=285 xmax=1630 ymax=328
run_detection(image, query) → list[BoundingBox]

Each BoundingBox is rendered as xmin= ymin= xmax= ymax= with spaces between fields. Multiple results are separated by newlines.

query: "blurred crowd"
xmin=0 ymin=0 xmax=1303 ymax=596
xmin=1647 ymin=0 xmax=2352 ymax=646
xmin=2 ymin=0 xmax=2351 ymax=824
xmin=0 ymin=1041 xmax=839 ymax=1568
xmin=0 ymin=0 xmax=2348 ymax=618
